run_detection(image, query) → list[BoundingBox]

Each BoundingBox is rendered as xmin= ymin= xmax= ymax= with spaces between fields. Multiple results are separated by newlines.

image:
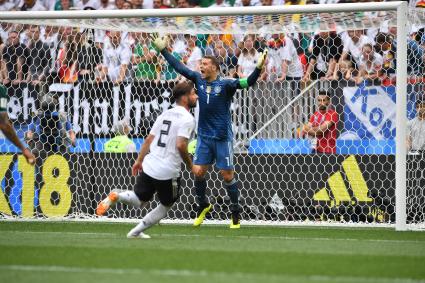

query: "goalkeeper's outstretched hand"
xmin=150 ymin=33 xmax=168 ymax=52
xmin=256 ymin=49 xmax=268 ymax=69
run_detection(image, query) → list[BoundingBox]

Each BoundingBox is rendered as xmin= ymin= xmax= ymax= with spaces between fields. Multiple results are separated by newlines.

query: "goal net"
xmin=0 ymin=3 xmax=424 ymax=230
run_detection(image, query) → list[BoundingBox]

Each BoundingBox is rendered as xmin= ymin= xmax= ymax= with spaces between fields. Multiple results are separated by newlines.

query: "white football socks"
xmin=118 ymin=191 xmax=143 ymax=208
xmin=127 ymin=204 xmax=171 ymax=236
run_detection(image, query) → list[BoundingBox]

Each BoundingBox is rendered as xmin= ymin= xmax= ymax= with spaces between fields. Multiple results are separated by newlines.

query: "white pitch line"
xmin=5 ymin=231 xmax=114 ymax=236
xmin=0 ymin=230 xmax=423 ymax=244
xmin=162 ymin=233 xmax=424 ymax=244
xmin=0 ymin=264 xmax=424 ymax=283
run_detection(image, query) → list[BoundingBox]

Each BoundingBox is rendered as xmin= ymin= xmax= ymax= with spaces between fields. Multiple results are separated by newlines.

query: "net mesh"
xmin=0 ymin=7 xmax=424 ymax=229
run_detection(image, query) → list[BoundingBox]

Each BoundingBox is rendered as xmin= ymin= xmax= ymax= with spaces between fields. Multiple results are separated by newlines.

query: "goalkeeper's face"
xmin=200 ymin=58 xmax=218 ymax=80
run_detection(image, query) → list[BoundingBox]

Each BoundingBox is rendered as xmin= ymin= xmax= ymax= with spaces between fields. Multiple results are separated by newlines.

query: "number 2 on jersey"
xmin=157 ymin=120 xmax=172 ymax=147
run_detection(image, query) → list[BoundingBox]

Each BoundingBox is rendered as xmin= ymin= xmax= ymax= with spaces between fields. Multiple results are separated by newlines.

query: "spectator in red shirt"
xmin=302 ymin=90 xmax=339 ymax=154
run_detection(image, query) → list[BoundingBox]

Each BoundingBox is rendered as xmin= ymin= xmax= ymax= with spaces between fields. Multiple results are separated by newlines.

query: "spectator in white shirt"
xmin=42 ymin=26 xmax=60 ymax=79
xmin=99 ymin=31 xmax=131 ymax=85
xmin=182 ymin=34 xmax=202 ymax=72
xmin=142 ymin=0 xmax=152 ymax=8
xmin=41 ymin=0 xmax=55 ymax=10
xmin=340 ymin=30 xmax=373 ymax=68
xmin=263 ymin=34 xmax=284 ymax=81
xmin=356 ymin=43 xmax=383 ymax=84
xmin=277 ymin=35 xmax=304 ymax=81
xmin=237 ymin=34 xmax=260 ymax=78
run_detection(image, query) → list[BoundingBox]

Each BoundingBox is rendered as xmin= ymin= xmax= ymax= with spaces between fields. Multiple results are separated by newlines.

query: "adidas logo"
xmin=313 ymin=155 xmax=372 ymax=206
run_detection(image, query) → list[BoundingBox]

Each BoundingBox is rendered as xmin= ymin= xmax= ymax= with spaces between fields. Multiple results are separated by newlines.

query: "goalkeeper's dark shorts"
xmin=134 ymin=172 xmax=181 ymax=206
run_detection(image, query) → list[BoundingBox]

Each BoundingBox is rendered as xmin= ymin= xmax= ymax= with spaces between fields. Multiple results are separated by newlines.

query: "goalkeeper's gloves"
xmin=150 ymin=33 xmax=168 ymax=52
xmin=256 ymin=49 xmax=268 ymax=69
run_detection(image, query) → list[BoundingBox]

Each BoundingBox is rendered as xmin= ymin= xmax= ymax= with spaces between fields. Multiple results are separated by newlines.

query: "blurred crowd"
xmin=0 ymin=0 xmax=424 ymax=90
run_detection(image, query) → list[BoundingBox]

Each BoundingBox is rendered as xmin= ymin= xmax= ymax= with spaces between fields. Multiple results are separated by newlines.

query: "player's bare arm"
xmin=304 ymin=120 xmax=335 ymax=137
xmin=0 ymin=112 xmax=35 ymax=165
xmin=176 ymin=136 xmax=192 ymax=170
xmin=132 ymin=134 xmax=155 ymax=176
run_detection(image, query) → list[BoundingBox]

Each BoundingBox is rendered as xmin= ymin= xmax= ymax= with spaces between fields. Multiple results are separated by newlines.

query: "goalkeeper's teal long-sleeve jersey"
xmin=161 ymin=50 xmax=261 ymax=141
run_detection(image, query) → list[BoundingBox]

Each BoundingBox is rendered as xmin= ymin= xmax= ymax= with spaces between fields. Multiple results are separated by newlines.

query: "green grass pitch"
xmin=0 ymin=221 xmax=424 ymax=283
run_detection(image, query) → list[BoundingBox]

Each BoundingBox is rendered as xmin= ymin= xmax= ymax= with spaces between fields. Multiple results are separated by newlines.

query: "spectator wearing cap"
xmin=104 ymin=119 xmax=137 ymax=153
xmin=407 ymin=98 xmax=425 ymax=151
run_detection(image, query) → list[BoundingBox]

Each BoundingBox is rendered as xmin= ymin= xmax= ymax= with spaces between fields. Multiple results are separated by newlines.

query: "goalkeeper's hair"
xmin=203 ymin=55 xmax=220 ymax=72
xmin=172 ymin=81 xmax=194 ymax=101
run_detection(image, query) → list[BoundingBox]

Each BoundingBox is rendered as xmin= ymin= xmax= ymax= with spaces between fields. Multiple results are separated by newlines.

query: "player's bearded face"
xmin=318 ymin=96 xmax=330 ymax=111
xmin=188 ymin=89 xmax=198 ymax=108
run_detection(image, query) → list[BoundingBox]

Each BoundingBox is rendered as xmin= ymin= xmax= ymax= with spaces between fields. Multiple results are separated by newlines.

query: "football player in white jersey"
xmin=96 ymin=81 xmax=197 ymax=239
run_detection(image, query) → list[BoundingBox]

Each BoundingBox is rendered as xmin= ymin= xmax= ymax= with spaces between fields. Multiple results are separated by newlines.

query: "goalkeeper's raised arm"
xmin=150 ymin=33 xmax=198 ymax=81
xmin=151 ymin=33 xmax=267 ymax=88
xmin=234 ymin=49 xmax=268 ymax=90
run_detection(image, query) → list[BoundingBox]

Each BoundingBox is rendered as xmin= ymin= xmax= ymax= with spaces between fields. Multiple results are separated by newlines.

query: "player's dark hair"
xmin=173 ymin=81 xmax=194 ymax=101
xmin=203 ymin=55 xmax=220 ymax=71
xmin=318 ymin=90 xmax=329 ymax=98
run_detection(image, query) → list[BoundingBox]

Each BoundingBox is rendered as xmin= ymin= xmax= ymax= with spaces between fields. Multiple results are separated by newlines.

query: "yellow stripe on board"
xmin=18 ymin=155 xmax=35 ymax=217
xmin=0 ymin=155 xmax=13 ymax=215
xmin=313 ymin=187 xmax=330 ymax=201
xmin=328 ymin=171 xmax=351 ymax=204
xmin=342 ymin=155 xmax=372 ymax=202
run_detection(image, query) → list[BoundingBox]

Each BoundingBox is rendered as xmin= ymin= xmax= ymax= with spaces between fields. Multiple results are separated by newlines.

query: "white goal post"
xmin=0 ymin=2 xmax=422 ymax=231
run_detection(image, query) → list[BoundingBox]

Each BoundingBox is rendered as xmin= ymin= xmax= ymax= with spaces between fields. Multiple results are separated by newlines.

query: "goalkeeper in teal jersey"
xmin=151 ymin=34 xmax=267 ymax=228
